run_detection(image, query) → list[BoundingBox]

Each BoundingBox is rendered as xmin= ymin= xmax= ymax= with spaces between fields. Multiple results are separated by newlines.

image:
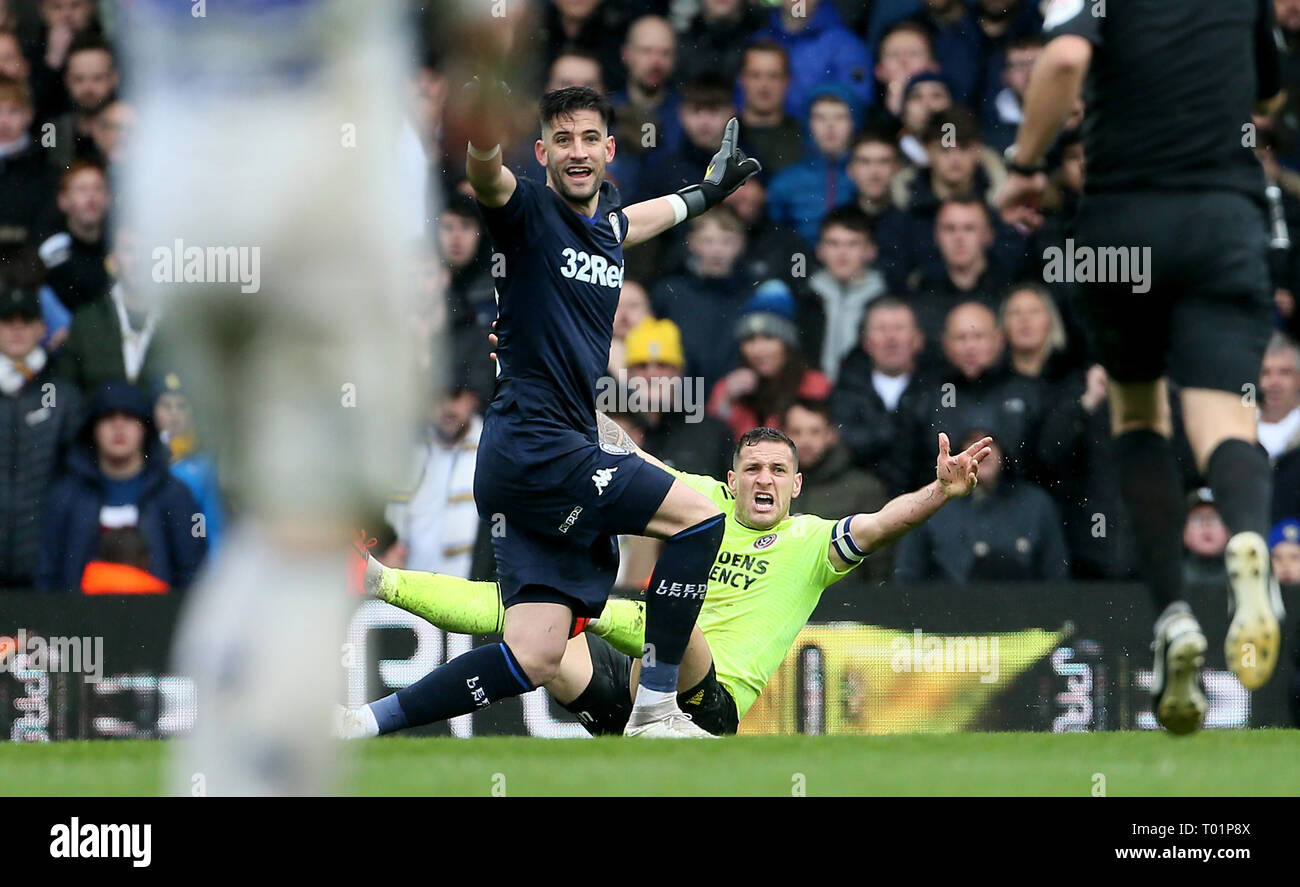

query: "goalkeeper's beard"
xmin=548 ymin=158 xmax=604 ymax=205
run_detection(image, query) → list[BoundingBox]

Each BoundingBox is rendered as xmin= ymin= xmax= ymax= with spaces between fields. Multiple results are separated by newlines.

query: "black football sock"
xmin=369 ymin=642 xmax=533 ymax=733
xmin=1114 ymin=429 xmax=1186 ymax=611
xmin=1204 ymin=438 xmax=1272 ymax=538
xmin=639 ymin=513 xmax=725 ymax=694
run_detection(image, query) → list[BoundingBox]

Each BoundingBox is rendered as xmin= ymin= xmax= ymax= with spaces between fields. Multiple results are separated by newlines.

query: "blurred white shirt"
xmin=1258 ymin=406 xmax=1300 ymax=461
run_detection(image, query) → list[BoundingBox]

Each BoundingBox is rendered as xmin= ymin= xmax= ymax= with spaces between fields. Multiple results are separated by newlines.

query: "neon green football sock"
xmin=371 ymin=558 xmax=645 ymax=655
xmin=588 ymin=598 xmax=646 ymax=658
xmin=373 ymin=563 xmax=504 ymax=635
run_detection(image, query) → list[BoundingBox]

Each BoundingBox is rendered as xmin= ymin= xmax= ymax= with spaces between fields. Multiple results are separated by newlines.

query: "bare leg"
xmin=501 ymin=602 xmax=572 ymax=686
xmin=544 ymin=635 xmax=596 ymax=705
xmin=1180 ymin=387 xmax=1257 ymax=472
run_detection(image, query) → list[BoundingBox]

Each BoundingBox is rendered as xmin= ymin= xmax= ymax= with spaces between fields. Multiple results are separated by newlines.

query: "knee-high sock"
xmin=638 ymin=513 xmax=725 ymax=694
xmin=1204 ymin=438 xmax=1271 ymax=538
xmin=368 ymin=559 xmax=504 ymax=634
xmin=1114 ymin=429 xmax=1186 ymax=611
xmin=369 ymin=642 xmax=532 ymax=733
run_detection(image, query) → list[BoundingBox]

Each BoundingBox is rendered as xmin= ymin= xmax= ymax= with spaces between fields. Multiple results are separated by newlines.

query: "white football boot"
xmin=1223 ymin=531 xmax=1284 ymax=691
xmin=624 ymin=701 xmax=718 ymax=738
xmin=1151 ymin=601 xmax=1208 ymax=736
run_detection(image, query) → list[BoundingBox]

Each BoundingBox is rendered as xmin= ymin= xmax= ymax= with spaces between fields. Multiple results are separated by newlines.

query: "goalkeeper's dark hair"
xmin=540 ymin=86 xmax=614 ymax=133
xmin=733 ymin=427 xmax=799 ymax=469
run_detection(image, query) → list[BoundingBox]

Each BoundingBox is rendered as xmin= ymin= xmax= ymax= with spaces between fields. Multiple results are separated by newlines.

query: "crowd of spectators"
xmin=1 ymin=0 xmax=210 ymax=592
xmin=7 ymin=0 xmax=1300 ymax=599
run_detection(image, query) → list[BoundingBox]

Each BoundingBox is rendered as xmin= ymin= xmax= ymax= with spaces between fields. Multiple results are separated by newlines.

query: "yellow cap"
xmin=624 ymin=317 xmax=685 ymax=369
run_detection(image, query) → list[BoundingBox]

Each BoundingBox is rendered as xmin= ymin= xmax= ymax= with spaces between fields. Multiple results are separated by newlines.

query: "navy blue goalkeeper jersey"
xmin=477 ymin=175 xmax=629 ymax=444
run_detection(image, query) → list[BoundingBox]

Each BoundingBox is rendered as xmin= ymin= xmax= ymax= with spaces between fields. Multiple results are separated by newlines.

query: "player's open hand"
xmin=446 ymin=0 xmax=518 ymax=69
xmin=935 ymin=433 xmax=992 ymax=499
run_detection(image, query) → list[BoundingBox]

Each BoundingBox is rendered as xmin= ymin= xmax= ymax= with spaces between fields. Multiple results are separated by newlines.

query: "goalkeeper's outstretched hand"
xmin=674 ymin=117 xmax=762 ymax=219
xmin=450 ymin=74 xmax=513 ymax=153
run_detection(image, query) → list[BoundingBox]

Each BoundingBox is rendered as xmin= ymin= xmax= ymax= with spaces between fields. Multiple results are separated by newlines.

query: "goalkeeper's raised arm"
xmin=621 ymin=117 xmax=761 ymax=247
xmin=456 ymin=74 xmax=518 ymax=209
xmin=827 ymin=433 xmax=992 ymax=571
xmin=442 ymin=6 xmax=522 ymax=210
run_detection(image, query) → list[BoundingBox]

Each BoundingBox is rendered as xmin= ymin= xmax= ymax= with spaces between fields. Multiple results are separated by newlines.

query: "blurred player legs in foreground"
xmin=998 ymin=0 xmax=1285 ymax=734
xmin=121 ymin=1 xmax=420 ymax=793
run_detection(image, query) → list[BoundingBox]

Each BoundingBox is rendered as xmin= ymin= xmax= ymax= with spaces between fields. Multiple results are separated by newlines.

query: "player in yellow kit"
xmin=339 ymin=418 xmax=990 ymax=737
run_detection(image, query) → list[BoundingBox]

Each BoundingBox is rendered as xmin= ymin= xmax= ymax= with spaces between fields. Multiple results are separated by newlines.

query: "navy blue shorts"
xmin=474 ymin=416 xmax=675 ymax=617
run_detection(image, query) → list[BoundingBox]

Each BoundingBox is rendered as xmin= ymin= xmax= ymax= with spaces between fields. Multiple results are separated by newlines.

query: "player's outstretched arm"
xmin=443 ymin=6 xmax=521 ymax=209
xmin=455 ymin=76 xmax=518 ymax=208
xmin=596 ymin=411 xmax=670 ymax=472
xmin=827 ymin=434 xmax=992 ymax=571
xmin=622 ymin=117 xmax=760 ymax=247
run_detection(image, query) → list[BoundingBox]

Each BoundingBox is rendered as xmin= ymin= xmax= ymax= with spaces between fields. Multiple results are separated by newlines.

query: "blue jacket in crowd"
xmin=756 ymin=0 xmax=875 ymax=120
xmin=37 ymin=384 xmax=207 ymax=591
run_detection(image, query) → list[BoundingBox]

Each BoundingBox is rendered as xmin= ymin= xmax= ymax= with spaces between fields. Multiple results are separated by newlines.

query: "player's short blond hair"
xmin=733 ymin=426 xmax=798 ymax=469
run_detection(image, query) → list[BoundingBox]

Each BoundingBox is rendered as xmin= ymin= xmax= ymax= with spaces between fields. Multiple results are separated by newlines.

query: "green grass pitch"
xmin=3 ymin=731 xmax=1298 ymax=796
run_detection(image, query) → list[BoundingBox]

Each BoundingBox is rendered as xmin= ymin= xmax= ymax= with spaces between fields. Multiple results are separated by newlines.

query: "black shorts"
xmin=1072 ymin=189 xmax=1273 ymax=392
xmin=568 ymin=635 xmax=739 ymax=737
xmin=475 ymin=416 xmax=675 ymax=617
